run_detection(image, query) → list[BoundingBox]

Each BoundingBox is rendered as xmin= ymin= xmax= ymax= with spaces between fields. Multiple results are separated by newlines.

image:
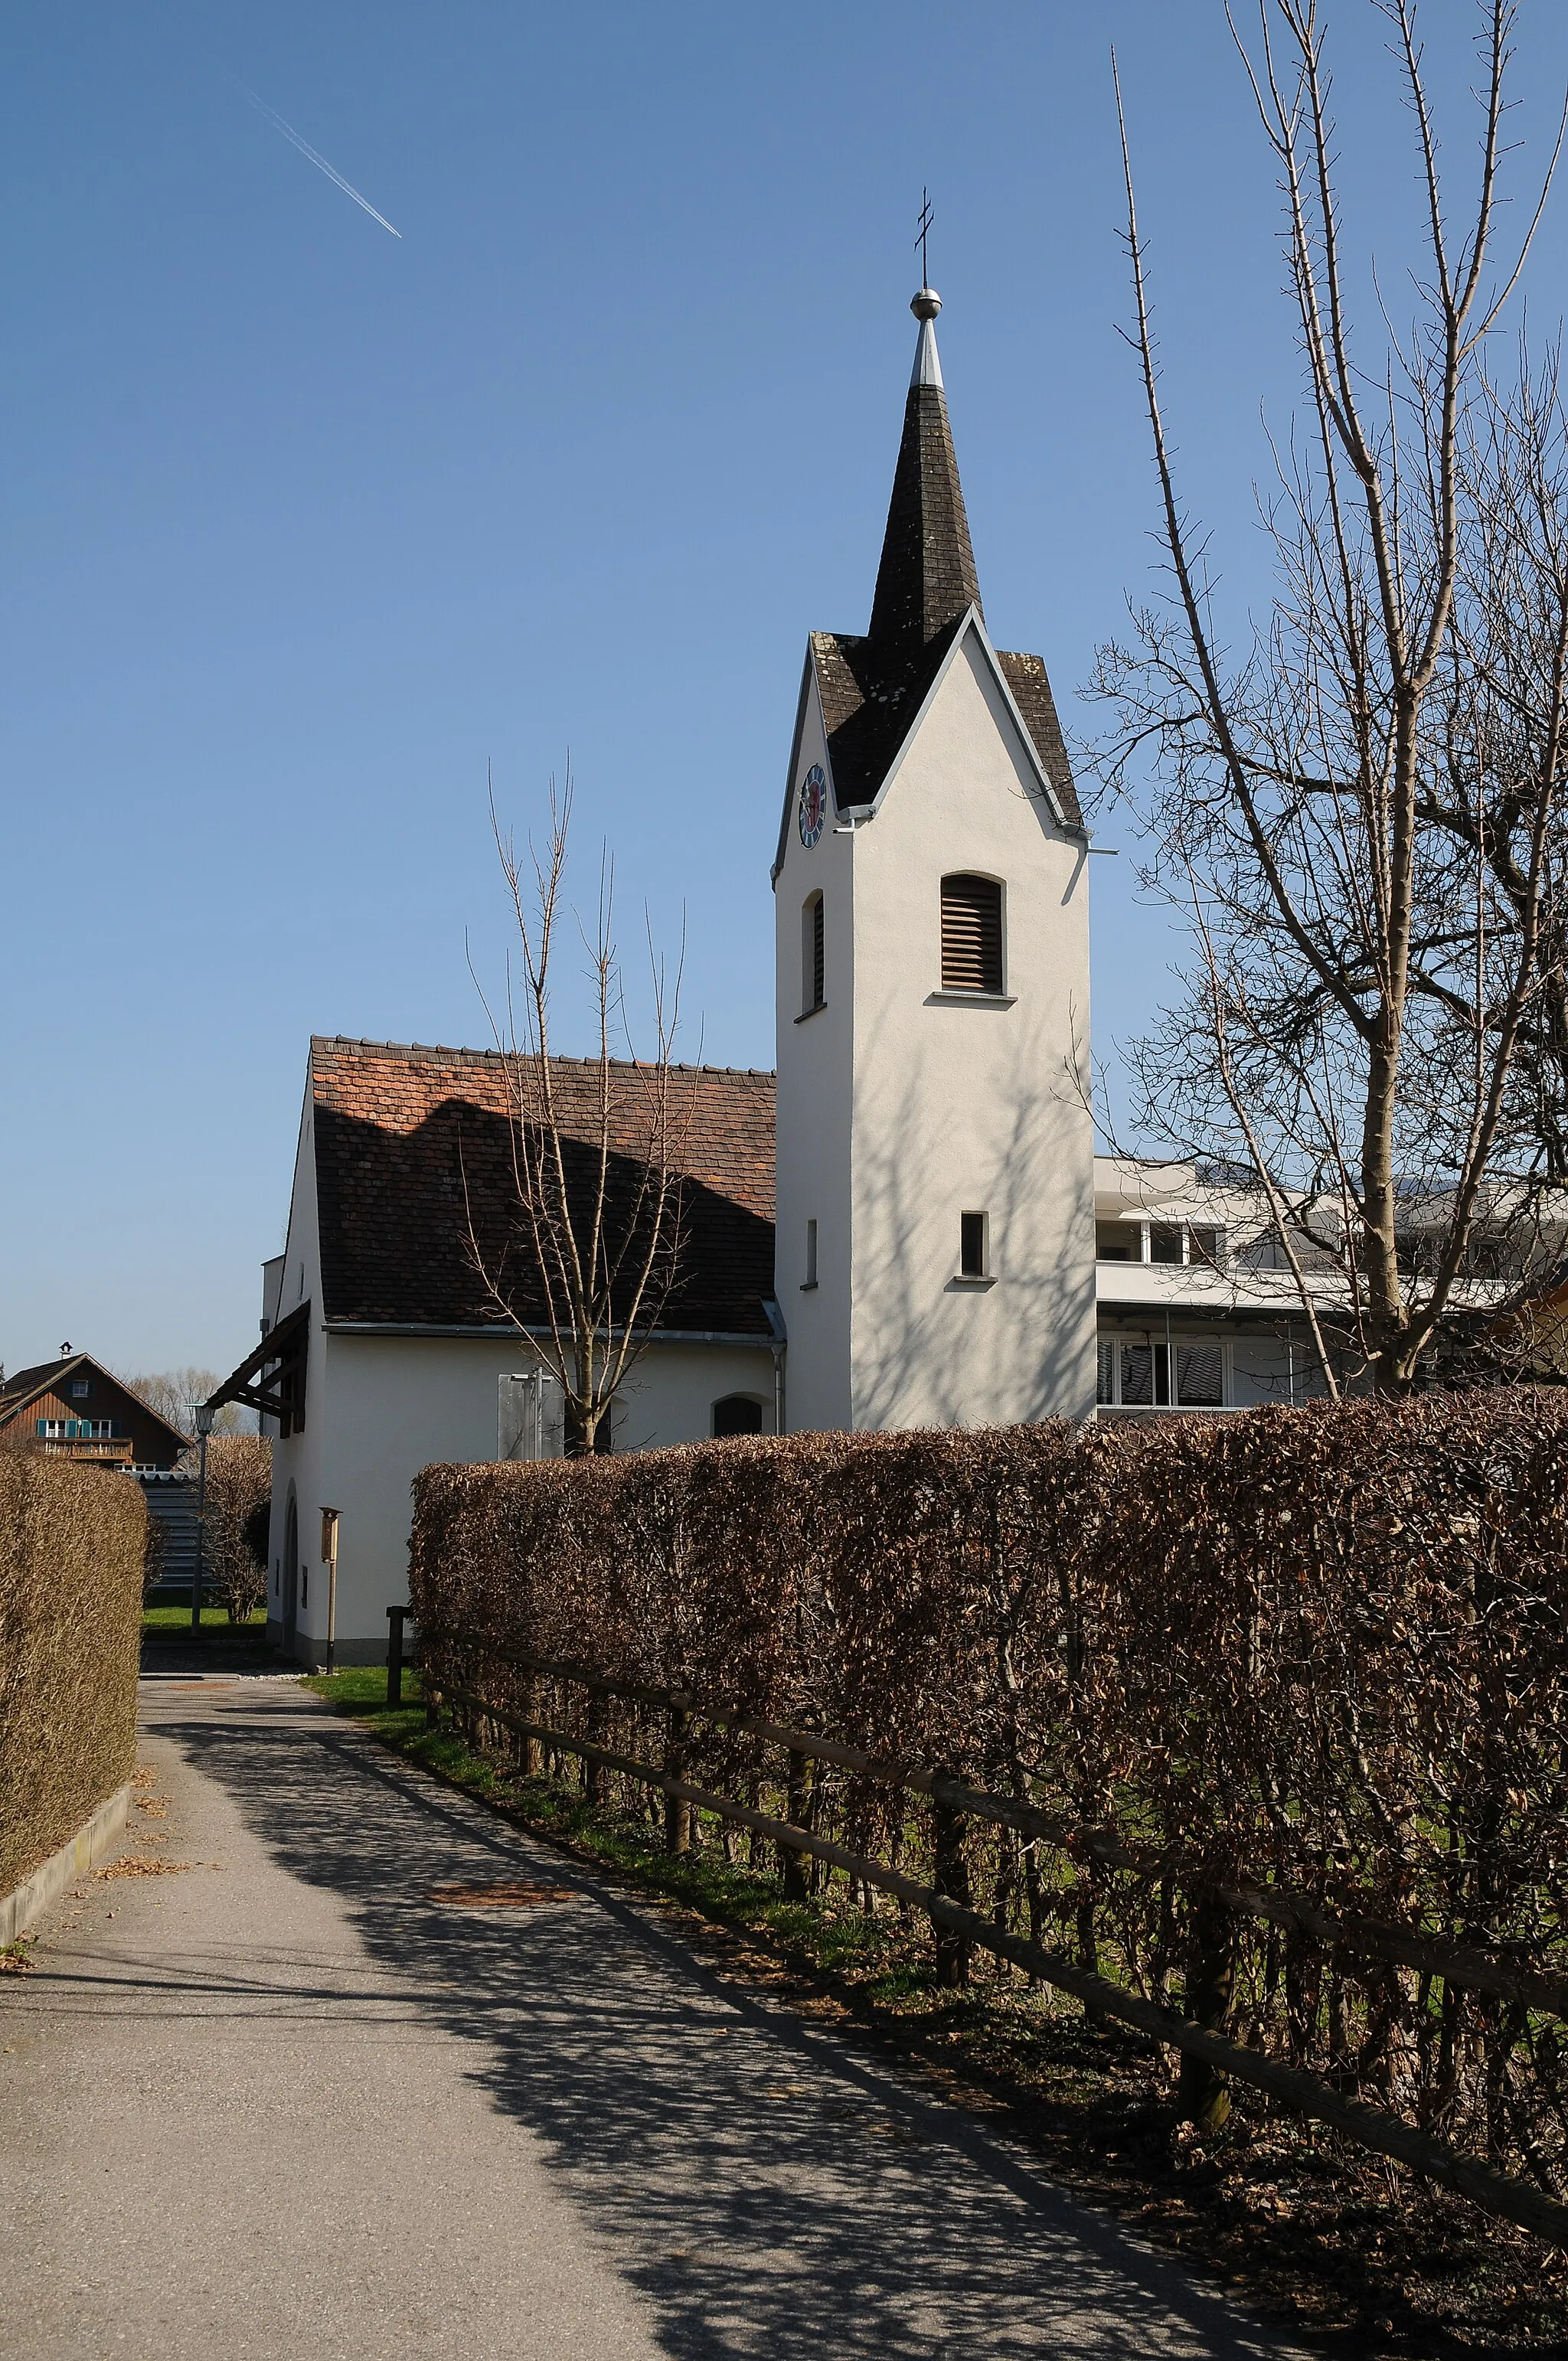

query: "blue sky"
xmin=5 ymin=2 xmax=1568 ymax=1377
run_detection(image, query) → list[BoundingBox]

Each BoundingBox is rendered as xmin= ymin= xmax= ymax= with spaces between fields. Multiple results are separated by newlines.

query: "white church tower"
xmin=773 ymin=286 xmax=1096 ymax=1432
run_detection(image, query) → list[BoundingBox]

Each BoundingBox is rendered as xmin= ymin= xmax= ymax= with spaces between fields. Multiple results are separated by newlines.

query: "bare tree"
xmin=201 ymin=1435 xmax=272 ymax=1622
xmin=467 ymin=774 xmax=690 ymax=1454
xmin=119 ymin=1369 xmax=253 ymax=1438
xmin=1088 ymin=2 xmax=1568 ymax=1389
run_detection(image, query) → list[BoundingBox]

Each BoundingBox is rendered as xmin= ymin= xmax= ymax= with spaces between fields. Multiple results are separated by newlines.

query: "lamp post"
xmin=192 ymin=1403 xmax=215 ymax=1632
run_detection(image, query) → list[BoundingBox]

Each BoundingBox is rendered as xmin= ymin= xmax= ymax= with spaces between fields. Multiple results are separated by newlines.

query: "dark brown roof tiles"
xmin=867 ymin=380 xmax=982 ymax=655
xmin=310 ymin=1038 xmax=777 ymax=1337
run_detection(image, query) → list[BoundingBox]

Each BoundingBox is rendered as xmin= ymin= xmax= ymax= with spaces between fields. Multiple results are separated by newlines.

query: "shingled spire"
xmin=866 ymin=289 xmax=982 ymax=653
xmin=786 ymin=286 xmax=1081 ymax=831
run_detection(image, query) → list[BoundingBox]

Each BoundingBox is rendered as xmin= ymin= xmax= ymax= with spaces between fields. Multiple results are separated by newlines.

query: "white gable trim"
xmin=840 ymin=606 xmax=1076 ymax=834
xmin=770 ymin=648 xmax=828 ymax=887
xmin=276 ymin=1053 xmax=315 ymax=1321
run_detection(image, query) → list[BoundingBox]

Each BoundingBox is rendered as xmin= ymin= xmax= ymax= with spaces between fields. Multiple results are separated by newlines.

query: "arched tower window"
xmin=940 ymin=874 xmax=1004 ymax=994
xmin=802 ymin=891 xmax=825 ymax=1014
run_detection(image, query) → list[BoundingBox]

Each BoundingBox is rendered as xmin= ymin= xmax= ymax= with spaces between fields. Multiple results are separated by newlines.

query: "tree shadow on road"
xmin=162 ymin=1696 xmax=1292 ymax=2361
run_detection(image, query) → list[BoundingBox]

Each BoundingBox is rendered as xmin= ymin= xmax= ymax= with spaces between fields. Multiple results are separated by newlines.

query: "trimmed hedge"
xmin=0 ymin=1457 xmax=145 ymax=1896
xmin=411 ymin=1392 xmax=1568 ymax=2198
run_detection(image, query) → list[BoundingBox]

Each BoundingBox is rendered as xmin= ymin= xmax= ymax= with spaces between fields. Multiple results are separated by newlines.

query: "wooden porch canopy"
xmin=207 ymin=1301 xmax=309 ymax=1438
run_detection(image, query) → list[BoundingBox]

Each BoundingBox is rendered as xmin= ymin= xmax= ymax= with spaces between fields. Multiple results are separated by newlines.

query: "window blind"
xmin=940 ymin=874 xmax=1003 ymax=993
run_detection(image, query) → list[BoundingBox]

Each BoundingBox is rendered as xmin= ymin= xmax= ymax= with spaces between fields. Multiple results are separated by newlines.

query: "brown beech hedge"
xmin=411 ymin=1391 xmax=1568 ymax=2194
xmin=0 ymin=1455 xmax=145 ymax=1896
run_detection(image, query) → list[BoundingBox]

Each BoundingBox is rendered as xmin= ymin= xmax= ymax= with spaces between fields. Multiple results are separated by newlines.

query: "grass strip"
xmin=142 ymin=1605 xmax=267 ymax=1641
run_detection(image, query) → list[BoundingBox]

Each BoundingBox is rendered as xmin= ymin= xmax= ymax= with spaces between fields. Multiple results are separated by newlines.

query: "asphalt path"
xmin=1 ymin=1674 xmax=1307 ymax=2359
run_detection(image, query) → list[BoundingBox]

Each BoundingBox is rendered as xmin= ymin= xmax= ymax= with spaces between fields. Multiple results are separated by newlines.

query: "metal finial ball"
xmin=911 ymin=287 xmax=942 ymax=320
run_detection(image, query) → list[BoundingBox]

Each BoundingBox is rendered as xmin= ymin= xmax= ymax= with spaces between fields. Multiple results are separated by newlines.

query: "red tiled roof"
xmin=309 ymin=1037 xmax=777 ymax=1337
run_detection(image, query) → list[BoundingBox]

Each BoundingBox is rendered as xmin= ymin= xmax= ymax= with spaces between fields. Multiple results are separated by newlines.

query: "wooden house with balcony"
xmin=0 ymin=1350 xmax=189 ymax=1469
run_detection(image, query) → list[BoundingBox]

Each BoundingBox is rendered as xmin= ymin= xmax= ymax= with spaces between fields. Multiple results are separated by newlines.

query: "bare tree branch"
xmin=1089 ymin=7 xmax=1568 ymax=1390
xmin=466 ymin=768 xmax=691 ymax=1452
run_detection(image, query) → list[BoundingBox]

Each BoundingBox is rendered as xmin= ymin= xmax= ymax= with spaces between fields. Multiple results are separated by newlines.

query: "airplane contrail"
xmin=242 ymin=86 xmax=402 ymax=239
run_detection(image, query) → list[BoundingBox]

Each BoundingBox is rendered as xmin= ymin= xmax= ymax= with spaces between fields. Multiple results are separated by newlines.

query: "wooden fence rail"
xmin=426 ymin=1629 xmax=1568 ymax=2018
xmin=410 ymin=1628 xmax=1568 ymax=2248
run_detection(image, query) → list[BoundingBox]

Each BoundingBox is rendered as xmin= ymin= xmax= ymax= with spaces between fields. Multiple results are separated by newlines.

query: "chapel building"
xmin=216 ymin=286 xmax=1318 ymax=1665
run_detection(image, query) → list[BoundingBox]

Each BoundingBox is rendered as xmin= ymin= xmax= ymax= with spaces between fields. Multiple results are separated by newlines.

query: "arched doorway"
xmin=282 ymin=1487 xmax=299 ymax=1654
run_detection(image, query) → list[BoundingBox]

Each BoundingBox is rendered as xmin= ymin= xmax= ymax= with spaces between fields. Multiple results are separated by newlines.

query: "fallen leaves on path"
xmin=97 ymin=1856 xmax=195 ymax=1880
xmin=428 ymin=1883 xmax=577 ymax=1908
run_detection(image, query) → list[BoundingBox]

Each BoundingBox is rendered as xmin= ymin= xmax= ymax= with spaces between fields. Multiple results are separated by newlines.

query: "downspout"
xmin=762 ymin=1298 xmax=787 ymax=1435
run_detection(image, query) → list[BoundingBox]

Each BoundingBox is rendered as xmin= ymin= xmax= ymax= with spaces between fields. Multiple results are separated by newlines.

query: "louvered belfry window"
xmin=940 ymin=874 xmax=1004 ymax=993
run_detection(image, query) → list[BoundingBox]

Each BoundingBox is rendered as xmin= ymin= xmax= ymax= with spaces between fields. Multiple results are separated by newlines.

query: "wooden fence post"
xmin=1179 ymin=1887 xmax=1237 ymax=2130
xmin=782 ymin=1747 xmax=809 ymax=1900
xmin=933 ymin=1785 xmax=972 ymax=1988
xmin=665 ymin=1707 xmax=691 ymax=1855
xmin=521 ymin=1671 xmax=543 ymax=1778
xmin=586 ymin=1692 xmax=611 ymax=1807
xmin=385 ymin=1605 xmax=405 ymax=1707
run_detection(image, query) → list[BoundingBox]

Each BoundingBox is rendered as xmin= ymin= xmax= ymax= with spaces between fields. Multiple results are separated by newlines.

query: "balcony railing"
xmin=1094 ymin=1402 xmax=1242 ymax=1418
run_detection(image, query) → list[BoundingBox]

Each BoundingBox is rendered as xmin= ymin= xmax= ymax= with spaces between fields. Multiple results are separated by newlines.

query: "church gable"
xmin=772 ymin=651 xmax=840 ymax=884
xmin=809 ymin=621 xmax=1080 ymax=828
xmin=809 ymin=620 xmax=962 ymax=814
xmin=858 ymin=610 xmax=1078 ymax=834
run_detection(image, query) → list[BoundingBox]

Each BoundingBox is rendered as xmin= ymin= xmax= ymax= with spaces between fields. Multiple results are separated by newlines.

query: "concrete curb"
xmin=0 ymin=1784 xmax=132 ymax=1947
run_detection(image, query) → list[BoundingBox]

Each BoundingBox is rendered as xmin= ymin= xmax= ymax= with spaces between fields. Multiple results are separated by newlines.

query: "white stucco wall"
xmin=611 ymin=1343 xmax=776 ymax=1454
xmin=264 ymin=1079 xmax=325 ymax=1657
xmin=773 ymin=673 xmax=854 ymax=1431
xmin=775 ymin=623 xmax=1096 ymax=1432
xmin=269 ymin=1321 xmax=775 ymax=1669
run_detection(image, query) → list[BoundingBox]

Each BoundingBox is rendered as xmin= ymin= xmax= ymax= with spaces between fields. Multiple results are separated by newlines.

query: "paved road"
xmin=2 ymin=1676 xmax=1302 ymax=2360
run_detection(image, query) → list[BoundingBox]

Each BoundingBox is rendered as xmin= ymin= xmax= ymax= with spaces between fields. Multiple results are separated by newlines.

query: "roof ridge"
xmin=0 ymin=1353 xmax=188 ymax=1444
xmin=310 ymin=1034 xmax=775 ymax=1080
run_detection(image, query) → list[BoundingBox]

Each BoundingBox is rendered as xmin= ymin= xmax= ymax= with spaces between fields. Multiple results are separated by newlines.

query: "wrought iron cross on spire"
xmin=916 ymin=187 xmax=933 ymax=287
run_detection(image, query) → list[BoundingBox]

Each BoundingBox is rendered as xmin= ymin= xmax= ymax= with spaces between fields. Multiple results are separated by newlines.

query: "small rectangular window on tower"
xmin=959 ymin=1210 xmax=988 ymax=1278
xmin=940 ymin=874 xmax=1004 ymax=993
xmin=803 ymin=1218 xmax=818 ymax=1289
